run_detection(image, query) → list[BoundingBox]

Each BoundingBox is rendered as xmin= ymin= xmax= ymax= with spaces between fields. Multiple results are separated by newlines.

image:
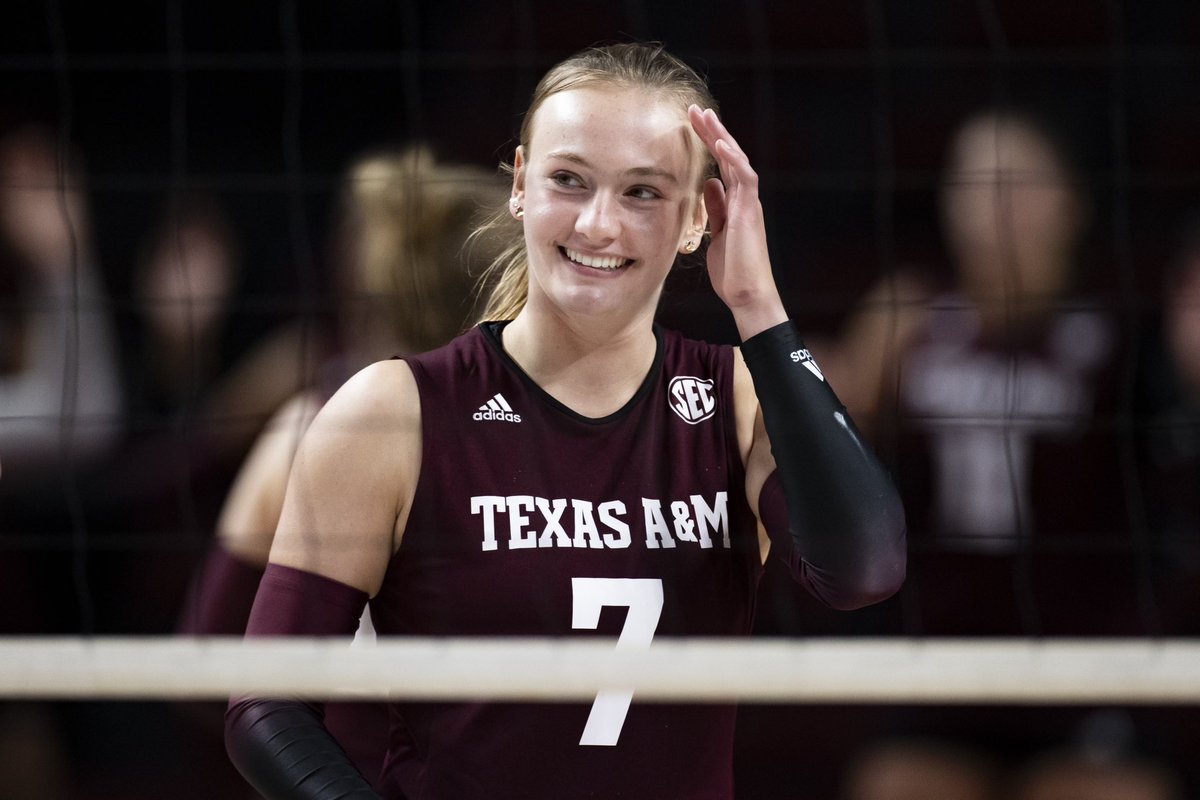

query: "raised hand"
xmin=687 ymin=105 xmax=787 ymax=339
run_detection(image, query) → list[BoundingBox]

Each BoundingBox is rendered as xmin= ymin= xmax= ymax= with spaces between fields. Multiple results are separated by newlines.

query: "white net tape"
xmin=3 ymin=637 xmax=1198 ymax=703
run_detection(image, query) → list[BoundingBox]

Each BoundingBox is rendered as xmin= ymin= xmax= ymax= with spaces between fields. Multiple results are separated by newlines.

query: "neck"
xmin=501 ymin=307 xmax=658 ymax=418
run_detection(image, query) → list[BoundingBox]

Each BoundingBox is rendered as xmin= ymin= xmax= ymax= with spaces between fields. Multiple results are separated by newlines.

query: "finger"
xmin=702 ymin=109 xmax=749 ymax=161
xmin=688 ymin=105 xmax=740 ymax=163
xmin=688 ymin=106 xmax=756 ymax=198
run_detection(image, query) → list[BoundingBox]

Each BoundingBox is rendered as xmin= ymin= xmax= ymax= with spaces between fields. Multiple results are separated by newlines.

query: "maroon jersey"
xmin=371 ymin=322 xmax=763 ymax=799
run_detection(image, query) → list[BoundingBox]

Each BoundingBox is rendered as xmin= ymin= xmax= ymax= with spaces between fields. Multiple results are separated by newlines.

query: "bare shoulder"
xmin=319 ymin=357 xmax=422 ymax=429
xmin=301 ymin=358 xmax=421 ymax=501
xmin=270 ymin=359 xmax=422 ymax=594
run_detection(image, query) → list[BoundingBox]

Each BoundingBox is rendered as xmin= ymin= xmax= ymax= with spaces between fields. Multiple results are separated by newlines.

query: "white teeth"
xmin=564 ymin=248 xmax=628 ymax=271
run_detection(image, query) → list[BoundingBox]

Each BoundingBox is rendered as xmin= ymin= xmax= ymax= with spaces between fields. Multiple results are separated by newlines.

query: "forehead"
xmin=951 ymin=119 xmax=1062 ymax=178
xmin=527 ymin=86 xmax=701 ymax=179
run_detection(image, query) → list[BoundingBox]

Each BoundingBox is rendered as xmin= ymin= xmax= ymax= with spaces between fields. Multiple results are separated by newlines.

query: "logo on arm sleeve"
xmin=790 ymin=348 xmax=825 ymax=381
xmin=667 ymin=376 xmax=716 ymax=424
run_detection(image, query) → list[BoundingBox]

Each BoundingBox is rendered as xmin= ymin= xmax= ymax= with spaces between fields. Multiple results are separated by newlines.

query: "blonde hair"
xmin=473 ymin=42 xmax=719 ymax=322
xmin=341 ymin=144 xmax=507 ymax=351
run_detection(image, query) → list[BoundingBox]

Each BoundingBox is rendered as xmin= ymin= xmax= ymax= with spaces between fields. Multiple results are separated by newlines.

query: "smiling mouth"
xmin=561 ymin=246 xmax=633 ymax=271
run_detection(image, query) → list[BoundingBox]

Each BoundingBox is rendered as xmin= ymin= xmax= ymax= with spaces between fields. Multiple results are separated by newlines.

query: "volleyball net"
xmin=1 ymin=637 xmax=1199 ymax=705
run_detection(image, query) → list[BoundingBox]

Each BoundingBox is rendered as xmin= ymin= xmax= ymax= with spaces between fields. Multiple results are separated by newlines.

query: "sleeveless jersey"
xmin=371 ymin=322 xmax=763 ymax=800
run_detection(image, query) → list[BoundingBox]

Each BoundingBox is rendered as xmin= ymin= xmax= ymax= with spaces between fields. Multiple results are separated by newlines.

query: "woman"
xmin=226 ymin=42 xmax=905 ymax=800
xmin=181 ymin=145 xmax=505 ymax=786
xmin=822 ymin=107 xmax=1127 ymax=637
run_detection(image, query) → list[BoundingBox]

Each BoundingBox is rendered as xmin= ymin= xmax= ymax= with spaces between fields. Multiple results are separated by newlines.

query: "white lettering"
xmin=536 ymin=497 xmax=572 ymax=548
xmin=671 ymin=500 xmax=697 ymax=542
xmin=506 ymin=495 xmax=537 ymax=549
xmin=684 ymin=381 xmax=714 ymax=420
xmin=641 ymin=498 xmax=676 ymax=549
xmin=473 ymin=493 xmax=730 ymax=552
xmin=471 ymin=495 xmax=506 ymax=551
xmin=669 ymin=381 xmax=690 ymax=419
xmin=690 ymin=492 xmax=729 ymax=549
xmin=667 ymin=376 xmax=717 ymax=424
xmin=572 ymin=500 xmax=603 ymax=549
xmin=598 ymin=501 xmax=630 ymax=549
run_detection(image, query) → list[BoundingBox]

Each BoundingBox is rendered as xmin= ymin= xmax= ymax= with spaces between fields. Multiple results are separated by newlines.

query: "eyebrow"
xmin=545 ymin=151 xmax=680 ymax=185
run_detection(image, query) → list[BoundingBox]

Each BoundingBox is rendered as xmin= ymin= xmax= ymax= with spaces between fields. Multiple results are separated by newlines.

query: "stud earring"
xmin=510 ymin=197 xmax=524 ymax=219
xmin=683 ymin=239 xmax=697 ymax=253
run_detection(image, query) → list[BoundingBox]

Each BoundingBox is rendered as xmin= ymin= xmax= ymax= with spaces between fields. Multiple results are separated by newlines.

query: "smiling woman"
xmin=509 ymin=85 xmax=707 ymax=339
xmin=224 ymin=41 xmax=906 ymax=800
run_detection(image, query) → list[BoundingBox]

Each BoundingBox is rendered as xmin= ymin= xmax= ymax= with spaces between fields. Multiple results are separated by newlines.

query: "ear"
xmin=508 ymin=145 xmax=523 ymax=200
xmin=679 ymin=192 xmax=709 ymax=254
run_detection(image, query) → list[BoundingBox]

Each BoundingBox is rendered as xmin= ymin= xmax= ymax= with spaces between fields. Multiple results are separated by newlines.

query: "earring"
xmin=683 ymin=239 xmax=697 ymax=253
xmin=510 ymin=197 xmax=524 ymax=219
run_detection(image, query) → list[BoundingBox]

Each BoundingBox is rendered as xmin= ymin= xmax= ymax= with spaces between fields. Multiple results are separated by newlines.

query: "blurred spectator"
xmin=0 ymin=122 xmax=123 ymax=635
xmin=1135 ymin=211 xmax=1200 ymax=634
xmin=738 ymin=106 xmax=1137 ymax=800
xmin=841 ymin=736 xmax=1004 ymax=800
xmin=1011 ymin=745 xmax=1181 ymax=800
xmin=0 ymin=123 xmax=121 ymax=799
xmin=76 ymin=192 xmax=255 ymax=641
xmin=125 ymin=193 xmax=241 ymax=435
xmin=86 ymin=188 xmax=326 ymax=639
xmin=0 ymin=123 xmax=122 ymax=492
xmin=176 ymin=143 xmax=506 ymax=790
xmin=809 ymin=107 xmax=1134 ymax=636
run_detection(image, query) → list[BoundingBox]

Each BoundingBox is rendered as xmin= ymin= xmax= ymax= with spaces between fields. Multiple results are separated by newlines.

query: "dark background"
xmin=4 ymin=0 xmax=1197 ymax=343
xmin=2 ymin=1 xmax=1200 ymax=798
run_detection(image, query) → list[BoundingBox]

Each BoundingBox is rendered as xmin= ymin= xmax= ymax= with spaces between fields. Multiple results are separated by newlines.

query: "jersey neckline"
xmin=479 ymin=320 xmax=665 ymax=426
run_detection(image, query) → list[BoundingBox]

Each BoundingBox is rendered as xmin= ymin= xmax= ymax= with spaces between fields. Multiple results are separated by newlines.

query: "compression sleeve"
xmin=178 ymin=543 xmax=264 ymax=636
xmin=741 ymin=320 xmax=906 ymax=609
xmin=225 ymin=564 xmax=380 ymax=799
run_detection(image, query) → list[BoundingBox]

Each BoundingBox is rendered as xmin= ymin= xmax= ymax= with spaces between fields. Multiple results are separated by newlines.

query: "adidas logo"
xmin=790 ymin=348 xmax=825 ymax=381
xmin=473 ymin=393 xmax=522 ymax=423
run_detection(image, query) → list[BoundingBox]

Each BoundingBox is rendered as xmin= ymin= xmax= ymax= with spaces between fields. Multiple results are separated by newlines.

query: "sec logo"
xmin=668 ymin=376 xmax=717 ymax=424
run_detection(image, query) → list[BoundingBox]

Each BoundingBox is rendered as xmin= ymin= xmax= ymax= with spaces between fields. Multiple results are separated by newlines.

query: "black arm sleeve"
xmin=741 ymin=320 xmax=906 ymax=609
xmin=224 ymin=564 xmax=381 ymax=799
xmin=226 ymin=699 xmax=380 ymax=800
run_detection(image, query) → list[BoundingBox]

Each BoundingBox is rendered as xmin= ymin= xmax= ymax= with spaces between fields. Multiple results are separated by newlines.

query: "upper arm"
xmin=732 ymin=349 xmax=775 ymax=561
xmin=216 ymin=391 xmax=322 ymax=567
xmin=267 ymin=359 xmax=422 ymax=596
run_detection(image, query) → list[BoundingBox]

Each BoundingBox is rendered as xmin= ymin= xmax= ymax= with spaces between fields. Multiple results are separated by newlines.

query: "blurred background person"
xmin=814 ymin=106 xmax=1132 ymax=637
xmin=176 ymin=143 xmax=506 ymax=791
xmin=125 ymin=194 xmax=242 ymax=442
xmin=1135 ymin=211 xmax=1200 ymax=634
xmin=0 ymin=123 xmax=122 ymax=508
xmin=1012 ymin=752 xmax=1180 ymax=800
xmin=0 ymin=122 xmax=121 ymax=799
xmin=737 ymin=106 xmax=1134 ymax=800
xmin=841 ymin=736 xmax=1004 ymax=800
xmin=1010 ymin=715 xmax=1182 ymax=800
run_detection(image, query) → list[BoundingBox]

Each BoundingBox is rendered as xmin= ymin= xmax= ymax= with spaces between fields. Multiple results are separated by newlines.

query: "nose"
xmin=575 ymin=191 xmax=620 ymax=242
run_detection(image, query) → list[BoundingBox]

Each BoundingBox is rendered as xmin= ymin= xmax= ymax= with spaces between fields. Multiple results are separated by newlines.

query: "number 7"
xmin=571 ymin=577 xmax=664 ymax=746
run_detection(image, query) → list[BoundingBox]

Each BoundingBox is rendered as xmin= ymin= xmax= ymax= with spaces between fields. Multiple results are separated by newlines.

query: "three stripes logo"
xmin=473 ymin=393 xmax=522 ymax=423
xmin=790 ymin=348 xmax=825 ymax=382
